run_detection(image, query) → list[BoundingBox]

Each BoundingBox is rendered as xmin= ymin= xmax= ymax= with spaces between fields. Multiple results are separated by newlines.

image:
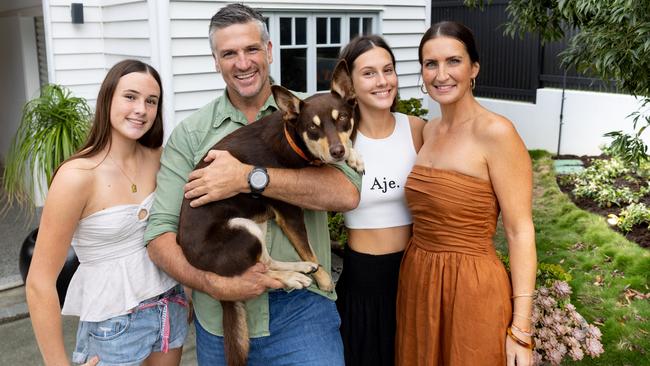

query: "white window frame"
xmin=265 ymin=12 xmax=379 ymax=94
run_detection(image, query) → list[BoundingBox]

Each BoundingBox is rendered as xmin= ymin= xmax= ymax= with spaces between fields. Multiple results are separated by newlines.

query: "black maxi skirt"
xmin=335 ymin=247 xmax=404 ymax=366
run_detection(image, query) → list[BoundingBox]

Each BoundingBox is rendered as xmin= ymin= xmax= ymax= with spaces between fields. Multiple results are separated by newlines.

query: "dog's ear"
xmin=272 ymin=85 xmax=302 ymax=123
xmin=330 ymin=60 xmax=355 ymax=102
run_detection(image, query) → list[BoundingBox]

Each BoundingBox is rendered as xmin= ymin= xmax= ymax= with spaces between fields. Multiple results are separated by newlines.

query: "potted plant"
xmin=3 ymin=83 xmax=91 ymax=305
xmin=3 ymin=84 xmax=91 ymax=208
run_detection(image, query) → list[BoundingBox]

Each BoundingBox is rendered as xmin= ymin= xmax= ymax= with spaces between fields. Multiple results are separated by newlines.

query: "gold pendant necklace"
xmin=108 ymin=153 xmax=138 ymax=193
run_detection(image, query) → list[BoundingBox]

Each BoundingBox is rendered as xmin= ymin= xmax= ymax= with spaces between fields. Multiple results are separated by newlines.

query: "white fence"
xmin=425 ymin=88 xmax=648 ymax=156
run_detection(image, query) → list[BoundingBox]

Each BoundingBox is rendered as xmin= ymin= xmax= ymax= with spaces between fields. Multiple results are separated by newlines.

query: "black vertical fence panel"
xmin=430 ymin=0 xmax=614 ymax=103
xmin=540 ymin=27 xmax=616 ymax=92
xmin=431 ymin=0 xmax=538 ymax=102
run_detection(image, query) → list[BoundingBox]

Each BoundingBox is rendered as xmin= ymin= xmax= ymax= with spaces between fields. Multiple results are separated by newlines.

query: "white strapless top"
xmin=61 ymin=193 xmax=177 ymax=321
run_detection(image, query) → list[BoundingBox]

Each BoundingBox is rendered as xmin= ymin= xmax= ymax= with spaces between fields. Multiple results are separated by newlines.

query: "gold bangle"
xmin=511 ymin=293 xmax=534 ymax=299
xmin=511 ymin=323 xmax=533 ymax=337
xmin=507 ymin=327 xmax=534 ymax=350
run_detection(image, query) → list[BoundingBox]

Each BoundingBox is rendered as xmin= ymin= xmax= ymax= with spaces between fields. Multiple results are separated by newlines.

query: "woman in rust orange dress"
xmin=395 ymin=21 xmax=537 ymax=366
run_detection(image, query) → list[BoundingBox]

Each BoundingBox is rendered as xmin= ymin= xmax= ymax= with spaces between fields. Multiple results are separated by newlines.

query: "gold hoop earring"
xmin=470 ymin=78 xmax=476 ymax=90
xmin=420 ymin=83 xmax=428 ymax=95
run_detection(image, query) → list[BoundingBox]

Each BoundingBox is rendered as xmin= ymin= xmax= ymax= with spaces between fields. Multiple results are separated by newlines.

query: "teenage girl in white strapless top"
xmin=26 ymin=60 xmax=188 ymax=366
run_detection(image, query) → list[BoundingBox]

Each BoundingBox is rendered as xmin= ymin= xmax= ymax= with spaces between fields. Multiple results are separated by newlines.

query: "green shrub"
xmin=529 ymin=149 xmax=551 ymax=160
xmin=327 ymin=212 xmax=348 ymax=248
xmin=616 ymin=203 xmax=650 ymax=233
xmin=497 ymin=252 xmax=572 ymax=287
xmin=396 ymin=97 xmax=428 ymax=118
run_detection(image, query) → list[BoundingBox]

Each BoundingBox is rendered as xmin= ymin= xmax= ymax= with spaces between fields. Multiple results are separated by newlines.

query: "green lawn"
xmin=495 ymin=152 xmax=650 ymax=366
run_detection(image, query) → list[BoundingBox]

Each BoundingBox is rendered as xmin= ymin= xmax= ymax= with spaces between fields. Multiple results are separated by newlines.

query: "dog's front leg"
xmin=269 ymin=201 xmax=334 ymax=292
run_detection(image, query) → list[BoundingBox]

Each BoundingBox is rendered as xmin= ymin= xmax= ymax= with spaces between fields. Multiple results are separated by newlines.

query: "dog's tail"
xmin=221 ymin=300 xmax=249 ymax=366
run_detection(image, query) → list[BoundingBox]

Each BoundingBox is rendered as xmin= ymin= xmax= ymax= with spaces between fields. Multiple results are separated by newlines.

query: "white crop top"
xmin=344 ymin=112 xmax=417 ymax=229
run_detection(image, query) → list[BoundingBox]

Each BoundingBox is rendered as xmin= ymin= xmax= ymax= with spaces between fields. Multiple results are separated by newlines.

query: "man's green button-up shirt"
xmin=144 ymin=90 xmax=361 ymax=337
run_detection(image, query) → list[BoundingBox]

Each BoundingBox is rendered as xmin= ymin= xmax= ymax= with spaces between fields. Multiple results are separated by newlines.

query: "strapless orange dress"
xmin=395 ymin=165 xmax=512 ymax=366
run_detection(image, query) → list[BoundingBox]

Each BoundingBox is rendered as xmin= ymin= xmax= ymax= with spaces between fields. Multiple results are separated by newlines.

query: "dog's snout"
xmin=330 ymin=144 xmax=345 ymax=159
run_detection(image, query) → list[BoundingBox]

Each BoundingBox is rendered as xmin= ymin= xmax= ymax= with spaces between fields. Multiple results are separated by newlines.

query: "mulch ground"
xmin=555 ymin=155 xmax=650 ymax=249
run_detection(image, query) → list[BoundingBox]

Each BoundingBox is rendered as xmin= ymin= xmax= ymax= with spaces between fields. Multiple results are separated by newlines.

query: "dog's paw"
xmin=294 ymin=261 xmax=319 ymax=274
xmin=313 ymin=268 xmax=334 ymax=292
xmin=346 ymin=149 xmax=365 ymax=175
xmin=282 ymin=272 xmax=313 ymax=290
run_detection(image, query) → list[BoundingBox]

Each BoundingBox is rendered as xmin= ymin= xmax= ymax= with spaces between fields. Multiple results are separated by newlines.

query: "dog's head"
xmin=272 ymin=60 xmax=357 ymax=165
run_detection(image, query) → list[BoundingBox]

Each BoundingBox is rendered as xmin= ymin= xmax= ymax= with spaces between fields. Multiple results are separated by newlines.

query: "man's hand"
xmin=184 ymin=150 xmax=251 ymax=207
xmin=203 ymin=263 xmax=284 ymax=301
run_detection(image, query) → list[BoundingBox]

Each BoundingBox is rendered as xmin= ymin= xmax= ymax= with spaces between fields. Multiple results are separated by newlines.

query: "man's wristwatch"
xmin=248 ymin=166 xmax=269 ymax=198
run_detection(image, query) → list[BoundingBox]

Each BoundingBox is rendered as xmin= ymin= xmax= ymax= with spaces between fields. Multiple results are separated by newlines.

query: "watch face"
xmin=250 ymin=170 xmax=269 ymax=189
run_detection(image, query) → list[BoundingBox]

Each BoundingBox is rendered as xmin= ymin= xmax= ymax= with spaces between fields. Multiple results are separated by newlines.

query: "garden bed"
xmin=495 ymin=152 xmax=650 ymax=365
xmin=555 ymin=155 xmax=650 ymax=249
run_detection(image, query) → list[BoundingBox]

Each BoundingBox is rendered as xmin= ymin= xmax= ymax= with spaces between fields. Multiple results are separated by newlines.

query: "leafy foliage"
xmin=568 ymin=157 xmax=649 ymax=208
xmin=2 ymin=84 xmax=92 ymax=209
xmin=604 ymin=100 xmax=650 ymax=166
xmin=396 ymin=97 xmax=428 ymax=118
xmin=616 ymin=203 xmax=650 ymax=233
xmin=328 ymin=211 xmax=348 ymax=248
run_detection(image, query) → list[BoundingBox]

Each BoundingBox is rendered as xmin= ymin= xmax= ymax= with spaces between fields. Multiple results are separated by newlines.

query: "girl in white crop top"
xmin=335 ymin=36 xmax=425 ymax=366
xmin=26 ymin=60 xmax=188 ymax=366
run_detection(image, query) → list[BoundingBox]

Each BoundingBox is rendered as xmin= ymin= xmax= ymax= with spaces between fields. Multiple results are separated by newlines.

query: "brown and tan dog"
xmin=177 ymin=60 xmax=363 ymax=366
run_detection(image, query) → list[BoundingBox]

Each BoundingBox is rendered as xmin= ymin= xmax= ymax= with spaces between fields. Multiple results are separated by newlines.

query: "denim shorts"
xmin=195 ymin=289 xmax=344 ymax=366
xmin=72 ymin=285 xmax=189 ymax=366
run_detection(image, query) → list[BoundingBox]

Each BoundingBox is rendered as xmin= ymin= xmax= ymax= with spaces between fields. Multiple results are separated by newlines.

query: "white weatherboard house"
xmin=0 ymin=0 xmax=647 ymax=191
xmin=0 ymin=0 xmax=430 ymax=155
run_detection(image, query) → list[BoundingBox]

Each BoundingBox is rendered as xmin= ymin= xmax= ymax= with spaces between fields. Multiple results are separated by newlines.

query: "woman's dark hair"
xmin=54 ymin=59 xmax=163 ymax=177
xmin=338 ymin=35 xmax=398 ymax=127
xmin=418 ymin=21 xmax=479 ymax=65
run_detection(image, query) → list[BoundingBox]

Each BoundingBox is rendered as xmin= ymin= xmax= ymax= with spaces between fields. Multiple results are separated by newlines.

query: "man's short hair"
xmin=208 ymin=3 xmax=270 ymax=52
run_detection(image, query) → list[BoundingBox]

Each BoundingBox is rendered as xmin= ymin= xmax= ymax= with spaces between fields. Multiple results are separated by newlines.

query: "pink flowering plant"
xmin=532 ymin=278 xmax=605 ymax=365
xmin=499 ymin=256 xmax=605 ymax=365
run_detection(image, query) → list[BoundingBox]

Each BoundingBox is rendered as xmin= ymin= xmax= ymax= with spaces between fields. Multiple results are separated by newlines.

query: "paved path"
xmin=0 ymin=204 xmax=39 ymax=290
xmin=0 ymin=313 xmax=198 ymax=365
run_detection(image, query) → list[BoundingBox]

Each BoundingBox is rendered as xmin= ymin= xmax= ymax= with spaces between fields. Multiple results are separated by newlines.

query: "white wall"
xmin=45 ymin=0 xmax=155 ymax=105
xmin=0 ymin=16 xmax=40 ymax=164
xmin=425 ymin=89 xmax=648 ymax=156
xmin=46 ymin=0 xmax=105 ymax=103
xmin=168 ymin=0 xmax=428 ymax=134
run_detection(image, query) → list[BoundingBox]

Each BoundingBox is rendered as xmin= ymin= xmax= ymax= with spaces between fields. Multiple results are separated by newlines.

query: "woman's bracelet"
xmin=512 ymin=312 xmax=532 ymax=321
xmin=507 ymin=327 xmax=534 ymax=350
xmin=511 ymin=323 xmax=533 ymax=337
xmin=511 ymin=293 xmax=534 ymax=299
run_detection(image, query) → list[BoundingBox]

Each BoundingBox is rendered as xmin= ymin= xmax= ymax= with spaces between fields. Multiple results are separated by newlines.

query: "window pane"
xmin=317 ymin=17 xmax=327 ymax=44
xmin=330 ymin=18 xmax=340 ymax=44
xmin=280 ymin=17 xmax=292 ymax=45
xmin=363 ymin=17 xmax=373 ymax=35
xmin=281 ymin=48 xmax=307 ymax=92
xmin=350 ymin=17 xmax=360 ymax=39
xmin=317 ymin=47 xmax=340 ymax=91
xmin=295 ymin=17 xmax=307 ymax=45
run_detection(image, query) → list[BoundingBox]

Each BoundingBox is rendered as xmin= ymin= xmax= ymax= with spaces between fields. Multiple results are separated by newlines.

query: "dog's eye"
xmin=308 ymin=123 xmax=318 ymax=131
xmin=338 ymin=113 xmax=348 ymax=121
